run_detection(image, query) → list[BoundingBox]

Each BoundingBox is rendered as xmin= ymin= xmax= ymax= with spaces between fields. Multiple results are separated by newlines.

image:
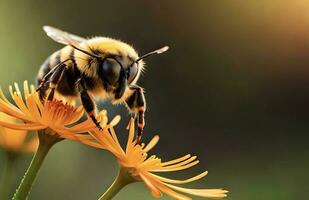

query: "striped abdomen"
xmin=36 ymin=46 xmax=81 ymax=97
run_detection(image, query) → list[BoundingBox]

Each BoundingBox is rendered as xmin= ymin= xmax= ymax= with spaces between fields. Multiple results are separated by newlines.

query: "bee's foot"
xmin=89 ymin=113 xmax=103 ymax=131
xmin=135 ymin=126 xmax=143 ymax=145
xmin=135 ymin=135 xmax=142 ymax=145
xmin=95 ymin=123 xmax=103 ymax=131
xmin=36 ymin=86 xmax=41 ymax=92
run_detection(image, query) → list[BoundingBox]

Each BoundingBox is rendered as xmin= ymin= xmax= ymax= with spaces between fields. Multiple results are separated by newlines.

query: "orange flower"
xmin=0 ymin=81 xmax=121 ymax=200
xmin=80 ymin=119 xmax=228 ymax=199
xmin=0 ymin=113 xmax=38 ymax=153
xmin=0 ymin=81 xmax=111 ymax=144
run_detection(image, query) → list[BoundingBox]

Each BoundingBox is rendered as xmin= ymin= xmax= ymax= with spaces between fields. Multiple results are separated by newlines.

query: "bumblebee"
xmin=36 ymin=26 xmax=168 ymax=142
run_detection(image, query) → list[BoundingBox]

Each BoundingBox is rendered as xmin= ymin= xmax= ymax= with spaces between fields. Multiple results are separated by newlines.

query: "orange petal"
xmin=163 ymin=183 xmax=228 ymax=198
xmin=154 ymin=181 xmax=191 ymax=200
xmin=109 ymin=115 xmax=121 ymax=127
xmin=139 ymin=173 xmax=162 ymax=198
xmin=0 ymin=99 xmax=29 ymax=121
xmin=161 ymin=156 xmax=197 ymax=169
xmin=143 ymin=135 xmax=159 ymax=153
xmin=0 ymin=87 xmax=10 ymax=103
xmin=0 ymin=120 xmax=46 ymax=130
xmin=126 ymin=118 xmax=135 ymax=152
xmin=151 ymin=160 xmax=200 ymax=172
xmin=161 ymin=154 xmax=191 ymax=166
xmin=149 ymin=171 xmax=208 ymax=184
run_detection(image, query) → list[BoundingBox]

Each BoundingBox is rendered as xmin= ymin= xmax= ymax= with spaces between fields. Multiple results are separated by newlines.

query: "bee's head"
xmin=99 ymin=57 xmax=139 ymax=87
xmin=99 ymin=57 xmax=122 ymax=87
xmin=98 ymin=56 xmax=138 ymax=99
xmin=98 ymin=46 xmax=169 ymax=99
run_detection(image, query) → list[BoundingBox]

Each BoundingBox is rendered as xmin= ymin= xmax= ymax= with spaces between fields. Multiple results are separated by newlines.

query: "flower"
xmin=0 ymin=113 xmax=38 ymax=153
xmin=0 ymin=81 xmax=110 ymax=144
xmin=79 ymin=119 xmax=228 ymax=199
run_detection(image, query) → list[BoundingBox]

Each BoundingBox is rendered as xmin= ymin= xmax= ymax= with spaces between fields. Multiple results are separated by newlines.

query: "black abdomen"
xmin=56 ymin=65 xmax=80 ymax=96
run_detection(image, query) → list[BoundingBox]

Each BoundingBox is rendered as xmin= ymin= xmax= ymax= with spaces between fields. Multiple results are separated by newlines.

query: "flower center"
xmin=42 ymin=100 xmax=81 ymax=126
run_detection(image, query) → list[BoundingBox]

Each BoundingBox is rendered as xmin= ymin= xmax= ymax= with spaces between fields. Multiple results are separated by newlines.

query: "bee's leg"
xmin=37 ymin=59 xmax=71 ymax=100
xmin=125 ymin=86 xmax=146 ymax=143
xmin=77 ymin=78 xmax=102 ymax=130
xmin=46 ymin=63 xmax=67 ymax=101
xmin=37 ymin=69 xmax=56 ymax=100
xmin=36 ymin=64 xmax=58 ymax=92
xmin=37 ymin=81 xmax=49 ymax=100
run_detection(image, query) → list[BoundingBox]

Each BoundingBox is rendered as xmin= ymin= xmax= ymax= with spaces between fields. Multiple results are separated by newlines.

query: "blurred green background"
xmin=0 ymin=0 xmax=308 ymax=199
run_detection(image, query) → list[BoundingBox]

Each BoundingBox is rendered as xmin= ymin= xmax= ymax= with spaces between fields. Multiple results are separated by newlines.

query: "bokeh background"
xmin=0 ymin=1 xmax=308 ymax=199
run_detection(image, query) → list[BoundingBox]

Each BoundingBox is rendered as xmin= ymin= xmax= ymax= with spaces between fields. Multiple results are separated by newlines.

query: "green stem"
xmin=0 ymin=152 xmax=17 ymax=200
xmin=12 ymin=131 xmax=61 ymax=200
xmin=98 ymin=167 xmax=135 ymax=200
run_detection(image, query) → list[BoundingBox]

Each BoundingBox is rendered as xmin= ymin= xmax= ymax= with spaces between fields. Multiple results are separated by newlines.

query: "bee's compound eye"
xmin=100 ymin=58 xmax=121 ymax=86
xmin=127 ymin=63 xmax=138 ymax=83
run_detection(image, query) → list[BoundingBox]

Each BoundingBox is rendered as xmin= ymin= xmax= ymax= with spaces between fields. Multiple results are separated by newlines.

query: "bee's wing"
xmin=43 ymin=25 xmax=86 ymax=46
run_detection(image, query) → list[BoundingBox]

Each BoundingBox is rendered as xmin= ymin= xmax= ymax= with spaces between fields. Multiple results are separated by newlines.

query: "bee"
xmin=36 ymin=26 xmax=168 ymax=142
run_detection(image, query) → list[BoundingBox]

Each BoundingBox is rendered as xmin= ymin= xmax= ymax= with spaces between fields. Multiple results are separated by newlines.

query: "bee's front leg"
xmin=76 ymin=78 xmax=102 ymax=131
xmin=125 ymin=86 xmax=146 ymax=143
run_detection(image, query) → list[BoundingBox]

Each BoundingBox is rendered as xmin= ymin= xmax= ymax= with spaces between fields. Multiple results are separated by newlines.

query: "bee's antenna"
xmin=135 ymin=46 xmax=169 ymax=63
xmin=70 ymin=45 xmax=101 ymax=59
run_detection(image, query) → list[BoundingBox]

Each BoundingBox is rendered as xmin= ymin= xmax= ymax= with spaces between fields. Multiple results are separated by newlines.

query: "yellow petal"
xmin=161 ymin=156 xmax=197 ymax=169
xmin=154 ymin=181 xmax=191 ymax=200
xmin=0 ymin=99 xmax=29 ymax=121
xmin=108 ymin=127 xmax=125 ymax=155
xmin=149 ymin=171 xmax=208 ymax=184
xmin=25 ymin=95 xmax=42 ymax=123
xmin=109 ymin=115 xmax=121 ymax=127
xmin=89 ymin=130 xmax=124 ymax=158
xmin=0 ymin=87 xmax=10 ymax=103
xmin=151 ymin=160 xmax=200 ymax=172
xmin=139 ymin=173 xmax=162 ymax=198
xmin=161 ymin=154 xmax=191 ymax=167
xmin=69 ymin=118 xmax=94 ymax=133
xmin=78 ymin=138 xmax=104 ymax=149
xmin=126 ymin=118 xmax=135 ymax=153
xmin=0 ymin=120 xmax=47 ymax=130
xmin=139 ymin=156 xmax=161 ymax=170
xmin=143 ymin=135 xmax=159 ymax=153
xmin=163 ymin=183 xmax=228 ymax=198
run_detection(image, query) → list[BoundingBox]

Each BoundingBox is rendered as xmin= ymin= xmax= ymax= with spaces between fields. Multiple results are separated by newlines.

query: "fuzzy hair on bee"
xmin=36 ymin=26 xmax=169 ymax=143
